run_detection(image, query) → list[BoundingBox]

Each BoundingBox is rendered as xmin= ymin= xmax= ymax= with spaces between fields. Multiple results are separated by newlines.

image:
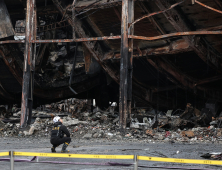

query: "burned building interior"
xmin=1 ymin=0 xmax=222 ymax=130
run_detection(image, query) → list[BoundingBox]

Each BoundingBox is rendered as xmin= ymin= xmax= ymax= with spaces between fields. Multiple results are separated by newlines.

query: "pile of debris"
xmin=0 ymin=100 xmax=222 ymax=144
xmin=0 ymin=120 xmax=19 ymax=137
xmin=40 ymin=98 xmax=89 ymax=115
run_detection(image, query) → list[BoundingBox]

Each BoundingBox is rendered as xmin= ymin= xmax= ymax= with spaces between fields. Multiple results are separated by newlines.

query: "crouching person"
xmin=50 ymin=116 xmax=71 ymax=153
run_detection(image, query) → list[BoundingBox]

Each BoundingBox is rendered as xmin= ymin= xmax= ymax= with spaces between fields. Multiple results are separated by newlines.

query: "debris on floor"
xmin=0 ymin=101 xmax=221 ymax=144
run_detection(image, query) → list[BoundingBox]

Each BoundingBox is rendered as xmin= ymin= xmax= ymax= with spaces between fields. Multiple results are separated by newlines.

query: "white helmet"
xmin=53 ymin=116 xmax=61 ymax=123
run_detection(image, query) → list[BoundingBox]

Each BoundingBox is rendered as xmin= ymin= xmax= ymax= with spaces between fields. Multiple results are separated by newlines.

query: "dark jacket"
xmin=51 ymin=121 xmax=70 ymax=139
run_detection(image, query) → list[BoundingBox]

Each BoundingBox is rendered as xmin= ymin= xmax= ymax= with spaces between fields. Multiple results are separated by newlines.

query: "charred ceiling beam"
xmin=75 ymin=0 xmax=123 ymax=10
xmin=85 ymin=17 xmax=111 ymax=51
xmin=35 ymin=44 xmax=48 ymax=67
xmin=113 ymin=7 xmax=121 ymax=21
xmin=132 ymin=80 xmax=174 ymax=108
xmin=137 ymin=1 xmax=170 ymax=44
xmin=1 ymin=31 xmax=222 ymax=44
xmin=214 ymin=0 xmax=222 ymax=10
xmin=155 ymin=0 xmax=222 ymax=73
xmin=146 ymin=58 xmax=184 ymax=89
xmin=195 ymin=75 xmax=222 ymax=86
xmin=103 ymin=39 xmax=191 ymax=60
xmin=149 ymin=57 xmax=222 ymax=102
xmin=153 ymin=58 xmax=197 ymax=89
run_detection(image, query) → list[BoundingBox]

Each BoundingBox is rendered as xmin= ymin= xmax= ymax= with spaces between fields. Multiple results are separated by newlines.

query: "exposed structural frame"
xmin=119 ymin=0 xmax=134 ymax=131
xmin=20 ymin=0 xmax=37 ymax=128
xmin=1 ymin=0 xmax=222 ymax=130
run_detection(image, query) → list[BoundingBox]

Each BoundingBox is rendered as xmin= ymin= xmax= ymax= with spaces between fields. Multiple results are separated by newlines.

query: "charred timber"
xmin=1 ymin=30 xmax=222 ymax=44
xmin=103 ymin=39 xmax=191 ymax=60
xmin=20 ymin=0 xmax=36 ymax=128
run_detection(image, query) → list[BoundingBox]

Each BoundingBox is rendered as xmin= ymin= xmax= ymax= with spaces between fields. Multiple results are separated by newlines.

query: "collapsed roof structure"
xmin=0 ymin=0 xmax=222 ymax=130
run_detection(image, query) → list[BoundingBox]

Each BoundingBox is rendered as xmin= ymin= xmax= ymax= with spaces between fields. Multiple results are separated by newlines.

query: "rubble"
xmin=82 ymin=133 xmax=92 ymax=139
xmin=0 ymin=100 xmax=222 ymax=144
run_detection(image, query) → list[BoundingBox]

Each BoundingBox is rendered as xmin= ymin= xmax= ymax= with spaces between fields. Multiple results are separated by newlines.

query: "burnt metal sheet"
xmin=0 ymin=0 xmax=14 ymax=39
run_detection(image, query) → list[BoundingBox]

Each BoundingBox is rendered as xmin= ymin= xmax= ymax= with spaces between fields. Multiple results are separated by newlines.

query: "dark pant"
xmin=50 ymin=137 xmax=71 ymax=147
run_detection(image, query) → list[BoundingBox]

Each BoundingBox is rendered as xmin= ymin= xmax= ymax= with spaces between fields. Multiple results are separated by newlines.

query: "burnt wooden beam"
xmin=149 ymin=57 xmax=222 ymax=102
xmin=155 ymin=0 xmax=222 ymax=73
xmin=146 ymin=58 xmax=186 ymax=89
xmin=75 ymin=0 xmax=122 ymax=10
xmin=195 ymin=75 xmax=222 ymax=86
xmin=153 ymin=58 xmax=197 ymax=89
xmin=113 ymin=7 xmax=121 ymax=21
xmin=119 ymin=0 xmax=131 ymax=130
xmin=103 ymin=39 xmax=191 ymax=60
xmin=35 ymin=44 xmax=49 ymax=69
xmin=138 ymin=1 xmax=170 ymax=43
xmin=20 ymin=0 xmax=36 ymax=128
xmin=213 ymin=0 xmax=222 ymax=10
xmin=85 ymin=17 xmax=112 ymax=52
xmin=127 ymin=0 xmax=134 ymax=122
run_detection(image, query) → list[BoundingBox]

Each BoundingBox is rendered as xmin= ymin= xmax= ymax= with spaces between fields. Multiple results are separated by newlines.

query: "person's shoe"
xmin=61 ymin=142 xmax=70 ymax=153
xmin=51 ymin=147 xmax=56 ymax=153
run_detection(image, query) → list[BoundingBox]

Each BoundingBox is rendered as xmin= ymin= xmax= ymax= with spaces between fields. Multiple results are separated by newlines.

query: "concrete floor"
xmin=0 ymin=137 xmax=221 ymax=170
